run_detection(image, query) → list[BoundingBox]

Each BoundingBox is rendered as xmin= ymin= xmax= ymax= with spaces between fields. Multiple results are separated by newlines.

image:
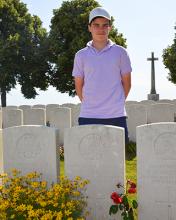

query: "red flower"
xmin=128 ymin=187 xmax=136 ymax=194
xmin=130 ymin=182 xmax=136 ymax=188
xmin=110 ymin=192 xmax=122 ymax=204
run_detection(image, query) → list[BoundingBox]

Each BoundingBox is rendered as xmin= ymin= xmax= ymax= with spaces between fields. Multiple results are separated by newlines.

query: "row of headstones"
xmin=1 ymin=99 xmax=176 ymax=144
xmin=126 ymin=101 xmax=176 ymax=142
xmin=0 ymin=104 xmax=81 ymax=146
xmin=0 ymin=123 xmax=175 ymax=219
xmin=0 ymin=103 xmax=80 ymax=129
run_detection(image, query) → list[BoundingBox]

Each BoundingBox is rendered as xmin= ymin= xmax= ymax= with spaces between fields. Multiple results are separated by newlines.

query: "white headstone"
xmin=64 ymin=125 xmax=125 ymax=220
xmin=139 ymin=100 xmax=156 ymax=105
xmin=137 ymin=123 xmax=176 ymax=220
xmin=126 ymin=104 xmax=147 ymax=142
xmin=61 ymin=103 xmax=76 ymax=108
xmin=18 ymin=105 xmax=31 ymax=110
xmin=5 ymin=105 xmax=18 ymax=110
xmin=156 ymin=99 xmax=172 ymax=104
xmin=32 ymin=104 xmax=46 ymax=109
xmin=0 ymin=129 xmax=3 ymax=173
xmin=0 ymin=111 xmax=2 ymax=129
xmin=125 ymin=100 xmax=139 ymax=106
xmin=49 ymin=107 xmax=71 ymax=146
xmin=2 ymin=109 xmax=23 ymax=128
xmin=147 ymin=103 xmax=175 ymax=123
xmin=46 ymin=104 xmax=60 ymax=123
xmin=71 ymin=104 xmax=80 ymax=126
xmin=23 ymin=108 xmax=46 ymax=125
xmin=1 ymin=126 xmax=59 ymax=185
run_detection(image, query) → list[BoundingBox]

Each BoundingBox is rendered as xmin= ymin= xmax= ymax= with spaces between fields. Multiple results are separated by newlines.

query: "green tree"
xmin=0 ymin=0 xmax=51 ymax=107
xmin=162 ymin=27 xmax=176 ymax=84
xmin=49 ymin=0 xmax=127 ymax=96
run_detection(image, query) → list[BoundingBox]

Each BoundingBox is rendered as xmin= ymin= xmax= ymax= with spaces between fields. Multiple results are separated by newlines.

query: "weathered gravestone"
xmin=46 ymin=104 xmax=60 ymax=124
xmin=0 ymin=111 xmax=2 ymax=129
xmin=2 ymin=109 xmax=23 ymax=128
xmin=147 ymin=103 xmax=175 ymax=123
xmin=5 ymin=105 xmax=18 ymax=110
xmin=156 ymin=99 xmax=173 ymax=104
xmin=139 ymin=100 xmax=156 ymax=105
xmin=64 ymin=125 xmax=125 ymax=220
xmin=0 ymin=126 xmax=59 ymax=185
xmin=137 ymin=123 xmax=176 ymax=220
xmin=23 ymin=108 xmax=46 ymax=125
xmin=32 ymin=104 xmax=46 ymax=109
xmin=71 ymin=104 xmax=80 ymax=126
xmin=18 ymin=105 xmax=31 ymax=110
xmin=126 ymin=104 xmax=147 ymax=142
xmin=49 ymin=107 xmax=71 ymax=146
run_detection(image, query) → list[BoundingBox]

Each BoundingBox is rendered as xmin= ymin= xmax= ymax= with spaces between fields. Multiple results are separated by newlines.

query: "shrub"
xmin=0 ymin=169 xmax=89 ymax=220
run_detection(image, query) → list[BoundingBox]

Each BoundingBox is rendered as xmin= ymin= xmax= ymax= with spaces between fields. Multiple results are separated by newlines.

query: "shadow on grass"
xmin=125 ymin=141 xmax=136 ymax=160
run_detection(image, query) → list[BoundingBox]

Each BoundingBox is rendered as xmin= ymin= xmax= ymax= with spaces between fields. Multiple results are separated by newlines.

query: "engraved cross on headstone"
xmin=147 ymin=52 xmax=158 ymax=94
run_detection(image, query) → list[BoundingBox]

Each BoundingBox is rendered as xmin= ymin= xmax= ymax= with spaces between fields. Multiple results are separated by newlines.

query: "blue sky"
xmin=7 ymin=0 xmax=176 ymax=105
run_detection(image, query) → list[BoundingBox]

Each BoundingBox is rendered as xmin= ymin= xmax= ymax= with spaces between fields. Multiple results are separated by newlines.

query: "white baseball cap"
xmin=89 ymin=7 xmax=111 ymax=24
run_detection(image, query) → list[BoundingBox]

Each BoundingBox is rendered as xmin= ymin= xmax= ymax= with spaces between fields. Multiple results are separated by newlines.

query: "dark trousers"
xmin=78 ymin=116 xmax=129 ymax=144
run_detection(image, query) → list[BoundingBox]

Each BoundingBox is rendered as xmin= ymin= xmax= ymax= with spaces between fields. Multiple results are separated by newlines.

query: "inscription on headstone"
xmin=137 ymin=123 xmax=176 ymax=220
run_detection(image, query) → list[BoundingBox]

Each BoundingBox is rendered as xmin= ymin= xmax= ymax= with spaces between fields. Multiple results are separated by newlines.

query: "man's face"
xmin=88 ymin=17 xmax=111 ymax=42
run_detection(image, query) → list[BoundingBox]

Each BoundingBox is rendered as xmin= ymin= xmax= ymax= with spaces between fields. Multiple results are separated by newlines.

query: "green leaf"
xmin=122 ymin=211 xmax=128 ymax=220
xmin=123 ymin=195 xmax=129 ymax=210
xmin=109 ymin=205 xmax=119 ymax=215
xmin=132 ymin=200 xmax=138 ymax=209
xmin=122 ymin=195 xmax=129 ymax=205
xmin=128 ymin=208 xmax=134 ymax=220
xmin=119 ymin=203 xmax=124 ymax=210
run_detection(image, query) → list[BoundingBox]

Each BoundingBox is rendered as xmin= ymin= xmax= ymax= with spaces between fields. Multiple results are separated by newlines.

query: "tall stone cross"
xmin=147 ymin=52 xmax=159 ymax=101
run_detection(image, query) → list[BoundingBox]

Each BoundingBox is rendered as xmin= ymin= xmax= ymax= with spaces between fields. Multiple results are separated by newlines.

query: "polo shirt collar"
xmin=87 ymin=39 xmax=115 ymax=53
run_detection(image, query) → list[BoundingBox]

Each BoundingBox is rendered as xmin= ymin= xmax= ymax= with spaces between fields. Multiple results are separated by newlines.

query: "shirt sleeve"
xmin=72 ymin=52 xmax=84 ymax=78
xmin=120 ymin=48 xmax=132 ymax=75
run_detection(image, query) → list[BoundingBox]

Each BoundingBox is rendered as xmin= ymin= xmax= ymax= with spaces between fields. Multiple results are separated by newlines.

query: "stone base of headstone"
xmin=147 ymin=94 xmax=159 ymax=101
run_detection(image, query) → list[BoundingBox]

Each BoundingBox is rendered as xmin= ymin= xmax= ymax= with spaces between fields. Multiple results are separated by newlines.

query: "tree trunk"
xmin=1 ymin=89 xmax=6 ymax=107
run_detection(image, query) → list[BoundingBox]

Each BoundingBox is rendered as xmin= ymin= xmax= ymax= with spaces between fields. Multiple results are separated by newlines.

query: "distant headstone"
xmin=126 ymin=104 xmax=147 ymax=142
xmin=2 ymin=109 xmax=23 ymax=128
xmin=49 ymin=107 xmax=71 ymax=146
xmin=0 ymin=129 xmax=3 ymax=173
xmin=18 ymin=105 xmax=31 ymax=110
xmin=64 ymin=125 xmax=125 ymax=220
xmin=137 ymin=123 xmax=176 ymax=220
xmin=147 ymin=103 xmax=175 ymax=123
xmin=23 ymin=108 xmax=46 ymax=125
xmin=125 ymin=100 xmax=139 ymax=106
xmin=139 ymin=100 xmax=156 ymax=105
xmin=1 ymin=126 xmax=59 ymax=185
xmin=4 ymin=106 xmax=18 ymax=110
xmin=0 ymin=111 xmax=2 ymax=129
xmin=32 ymin=104 xmax=46 ymax=109
xmin=71 ymin=105 xmax=80 ymax=126
xmin=156 ymin=99 xmax=173 ymax=104
xmin=46 ymin=104 xmax=60 ymax=123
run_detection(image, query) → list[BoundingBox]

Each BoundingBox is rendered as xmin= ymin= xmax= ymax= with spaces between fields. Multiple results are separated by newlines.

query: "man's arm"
xmin=74 ymin=77 xmax=84 ymax=101
xmin=121 ymin=73 xmax=131 ymax=99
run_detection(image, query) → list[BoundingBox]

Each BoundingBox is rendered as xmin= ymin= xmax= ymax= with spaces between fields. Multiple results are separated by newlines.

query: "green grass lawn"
xmin=60 ymin=144 xmax=137 ymax=219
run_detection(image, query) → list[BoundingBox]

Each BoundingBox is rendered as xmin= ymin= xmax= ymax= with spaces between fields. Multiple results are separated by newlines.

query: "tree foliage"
xmin=162 ymin=34 xmax=176 ymax=84
xmin=0 ymin=0 xmax=51 ymax=106
xmin=49 ymin=0 xmax=127 ymax=96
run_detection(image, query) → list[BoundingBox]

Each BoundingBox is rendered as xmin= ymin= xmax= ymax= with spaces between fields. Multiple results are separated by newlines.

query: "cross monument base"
xmin=148 ymin=94 xmax=159 ymax=101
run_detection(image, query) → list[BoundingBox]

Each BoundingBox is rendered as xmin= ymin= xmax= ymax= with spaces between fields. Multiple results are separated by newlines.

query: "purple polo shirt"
xmin=72 ymin=40 xmax=132 ymax=118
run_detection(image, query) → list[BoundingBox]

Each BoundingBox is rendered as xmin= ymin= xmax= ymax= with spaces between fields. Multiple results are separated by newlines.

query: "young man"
xmin=72 ymin=7 xmax=132 ymax=143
